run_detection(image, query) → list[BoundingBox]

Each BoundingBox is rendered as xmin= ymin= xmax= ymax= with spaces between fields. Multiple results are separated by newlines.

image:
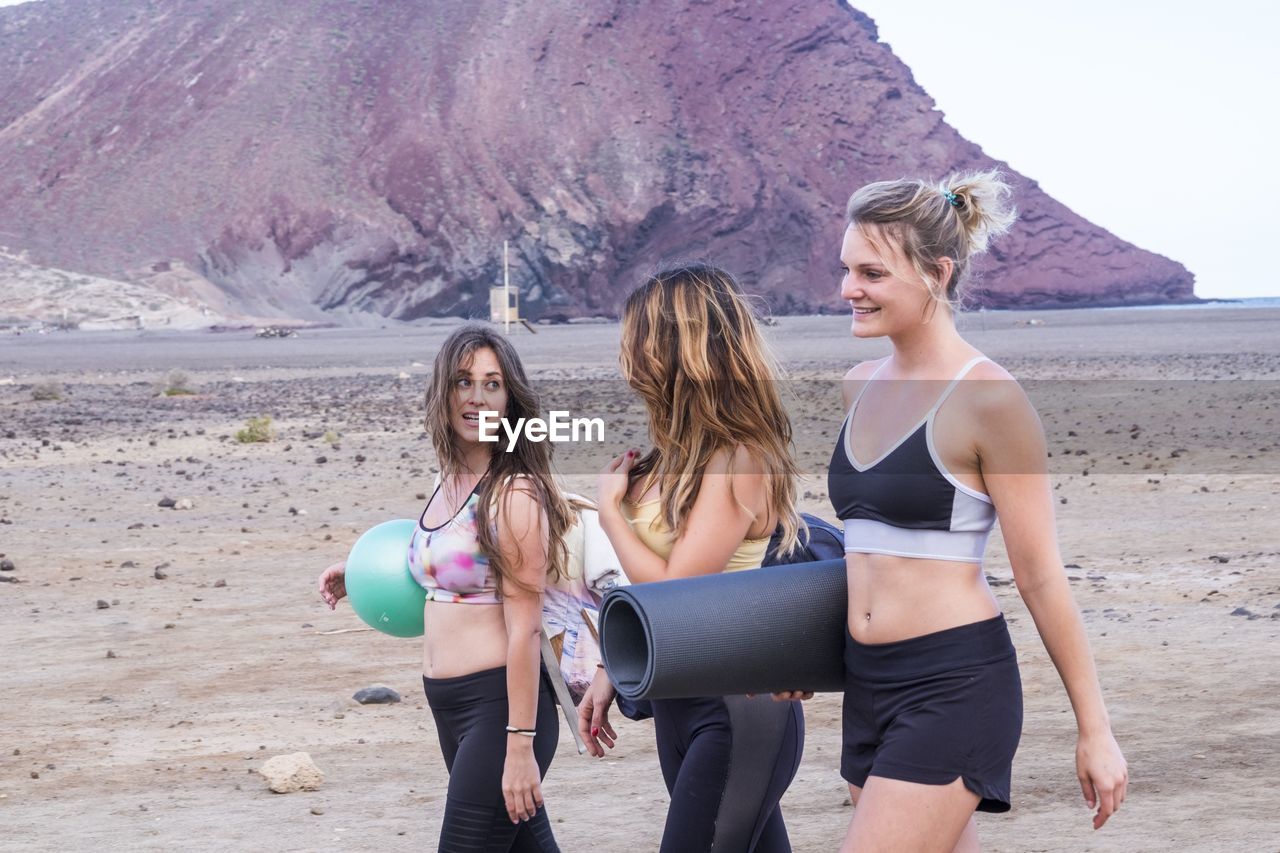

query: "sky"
xmin=1 ymin=0 xmax=1273 ymax=299
xmin=850 ymin=0 xmax=1276 ymax=299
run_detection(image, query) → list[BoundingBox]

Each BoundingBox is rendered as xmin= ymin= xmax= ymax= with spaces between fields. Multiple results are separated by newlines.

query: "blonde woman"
xmin=783 ymin=172 xmax=1127 ymax=851
xmin=578 ymin=264 xmax=806 ymax=852
xmin=318 ymin=324 xmax=574 ymax=852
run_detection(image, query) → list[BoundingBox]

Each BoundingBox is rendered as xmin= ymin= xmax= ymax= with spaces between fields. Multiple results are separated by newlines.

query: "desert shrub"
xmin=31 ymin=381 xmax=63 ymax=401
xmin=235 ymin=416 xmax=273 ymax=443
xmin=156 ymin=369 xmax=195 ymax=397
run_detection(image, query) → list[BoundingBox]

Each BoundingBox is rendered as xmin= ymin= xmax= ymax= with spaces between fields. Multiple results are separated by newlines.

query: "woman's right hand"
xmin=597 ymin=450 xmax=638 ymax=511
xmin=577 ymin=667 xmax=619 ymax=757
xmin=317 ymin=561 xmax=347 ymax=609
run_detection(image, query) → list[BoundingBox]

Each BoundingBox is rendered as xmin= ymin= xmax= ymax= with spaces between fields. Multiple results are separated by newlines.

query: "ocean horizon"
xmin=977 ymin=296 xmax=1280 ymax=313
xmin=1101 ymin=296 xmax=1280 ymax=311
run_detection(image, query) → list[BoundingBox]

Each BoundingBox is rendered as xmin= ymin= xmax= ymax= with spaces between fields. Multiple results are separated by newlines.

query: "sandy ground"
xmin=1 ymin=307 xmax=1278 ymax=852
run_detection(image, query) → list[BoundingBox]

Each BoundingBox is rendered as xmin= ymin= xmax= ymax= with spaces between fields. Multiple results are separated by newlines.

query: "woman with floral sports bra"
xmin=576 ymin=264 xmax=807 ymax=853
xmin=317 ymin=324 xmax=575 ymax=853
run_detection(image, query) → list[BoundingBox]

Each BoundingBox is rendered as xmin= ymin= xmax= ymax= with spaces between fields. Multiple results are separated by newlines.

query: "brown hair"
xmin=423 ymin=323 xmax=573 ymax=594
xmin=620 ymin=263 xmax=801 ymax=555
xmin=845 ymin=169 xmax=1017 ymax=308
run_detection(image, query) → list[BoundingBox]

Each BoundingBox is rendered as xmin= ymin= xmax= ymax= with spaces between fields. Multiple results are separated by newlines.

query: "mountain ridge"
xmin=0 ymin=0 xmax=1195 ymax=322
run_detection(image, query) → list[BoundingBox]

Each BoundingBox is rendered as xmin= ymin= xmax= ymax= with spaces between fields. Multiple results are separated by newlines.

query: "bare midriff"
xmin=421 ymin=599 xmax=509 ymax=678
xmin=845 ymin=552 xmax=1000 ymax=644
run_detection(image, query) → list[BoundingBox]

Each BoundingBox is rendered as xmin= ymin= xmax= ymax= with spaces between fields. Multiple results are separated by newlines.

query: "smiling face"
xmin=839 ymin=224 xmax=940 ymax=339
xmin=450 ymin=346 xmax=508 ymax=447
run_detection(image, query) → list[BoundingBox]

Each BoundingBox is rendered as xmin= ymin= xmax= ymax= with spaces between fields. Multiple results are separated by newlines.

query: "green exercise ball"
xmin=345 ymin=519 xmax=425 ymax=638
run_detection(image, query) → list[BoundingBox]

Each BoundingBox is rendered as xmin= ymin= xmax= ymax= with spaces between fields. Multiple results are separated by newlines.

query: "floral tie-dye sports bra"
xmin=407 ymin=479 xmax=501 ymax=604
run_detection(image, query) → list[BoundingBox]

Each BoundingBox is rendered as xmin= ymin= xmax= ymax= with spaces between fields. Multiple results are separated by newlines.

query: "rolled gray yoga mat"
xmin=599 ymin=559 xmax=848 ymax=700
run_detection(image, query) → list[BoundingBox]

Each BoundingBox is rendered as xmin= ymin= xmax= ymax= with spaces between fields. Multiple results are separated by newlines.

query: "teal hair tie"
xmin=943 ymin=190 xmax=961 ymax=208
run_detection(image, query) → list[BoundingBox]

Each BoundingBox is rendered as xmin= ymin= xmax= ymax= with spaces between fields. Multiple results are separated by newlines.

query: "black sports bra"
xmin=827 ymin=357 xmax=997 ymax=564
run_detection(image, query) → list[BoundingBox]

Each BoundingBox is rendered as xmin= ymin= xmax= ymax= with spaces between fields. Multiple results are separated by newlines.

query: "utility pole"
xmin=503 ymin=240 xmax=510 ymax=335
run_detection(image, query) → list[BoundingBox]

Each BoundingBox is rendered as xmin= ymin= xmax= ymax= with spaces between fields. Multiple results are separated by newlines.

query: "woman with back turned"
xmin=577 ymin=264 xmax=806 ymax=852
xmin=777 ymin=171 xmax=1128 ymax=851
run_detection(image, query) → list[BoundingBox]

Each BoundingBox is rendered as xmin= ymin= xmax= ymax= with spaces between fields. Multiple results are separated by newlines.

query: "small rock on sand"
xmin=353 ymin=685 xmax=401 ymax=705
xmin=260 ymin=752 xmax=324 ymax=793
xmin=0 ymin=559 xmax=14 ymax=571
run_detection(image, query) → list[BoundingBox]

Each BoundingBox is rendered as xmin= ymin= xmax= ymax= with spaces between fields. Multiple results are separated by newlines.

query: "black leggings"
xmin=422 ymin=666 xmax=560 ymax=853
xmin=651 ymin=694 xmax=804 ymax=853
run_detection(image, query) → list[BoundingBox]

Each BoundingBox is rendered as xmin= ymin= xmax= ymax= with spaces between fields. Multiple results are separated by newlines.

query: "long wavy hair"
xmin=620 ymin=263 xmax=801 ymax=555
xmin=423 ymin=324 xmax=573 ymax=593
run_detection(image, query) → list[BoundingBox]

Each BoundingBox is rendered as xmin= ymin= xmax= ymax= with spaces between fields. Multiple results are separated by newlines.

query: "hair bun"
xmin=940 ymin=170 xmax=1017 ymax=256
xmin=845 ymin=170 xmax=1018 ymax=307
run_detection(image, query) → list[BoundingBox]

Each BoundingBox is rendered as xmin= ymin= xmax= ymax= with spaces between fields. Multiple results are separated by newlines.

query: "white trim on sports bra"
xmin=842 ymin=518 xmax=990 ymax=564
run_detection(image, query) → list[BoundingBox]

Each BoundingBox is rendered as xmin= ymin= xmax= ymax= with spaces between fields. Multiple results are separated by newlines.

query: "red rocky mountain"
xmin=0 ymin=0 xmax=1195 ymax=322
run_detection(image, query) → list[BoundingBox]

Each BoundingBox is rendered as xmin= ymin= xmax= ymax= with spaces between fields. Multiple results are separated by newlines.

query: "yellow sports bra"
xmin=620 ymin=497 xmax=770 ymax=572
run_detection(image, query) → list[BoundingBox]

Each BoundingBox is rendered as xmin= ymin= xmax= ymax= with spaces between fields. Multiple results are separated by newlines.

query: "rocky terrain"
xmin=0 ymin=251 xmax=237 ymax=330
xmin=2 ymin=309 xmax=1277 ymax=850
xmin=0 ymin=0 xmax=1194 ymax=324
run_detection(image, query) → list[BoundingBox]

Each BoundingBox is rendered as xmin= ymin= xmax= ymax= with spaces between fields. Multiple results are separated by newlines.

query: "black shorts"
xmin=841 ymin=614 xmax=1022 ymax=813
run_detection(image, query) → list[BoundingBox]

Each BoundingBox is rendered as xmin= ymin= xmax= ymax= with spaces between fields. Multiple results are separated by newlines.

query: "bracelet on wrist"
xmin=506 ymin=725 xmax=537 ymax=737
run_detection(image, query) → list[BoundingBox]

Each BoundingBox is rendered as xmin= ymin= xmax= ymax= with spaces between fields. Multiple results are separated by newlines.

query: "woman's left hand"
xmin=578 ymin=666 xmax=619 ymax=757
xmin=502 ymin=742 xmax=543 ymax=824
xmin=770 ymin=690 xmax=814 ymax=701
xmin=597 ymin=450 xmax=638 ymax=510
xmin=1076 ymin=728 xmax=1128 ymax=829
